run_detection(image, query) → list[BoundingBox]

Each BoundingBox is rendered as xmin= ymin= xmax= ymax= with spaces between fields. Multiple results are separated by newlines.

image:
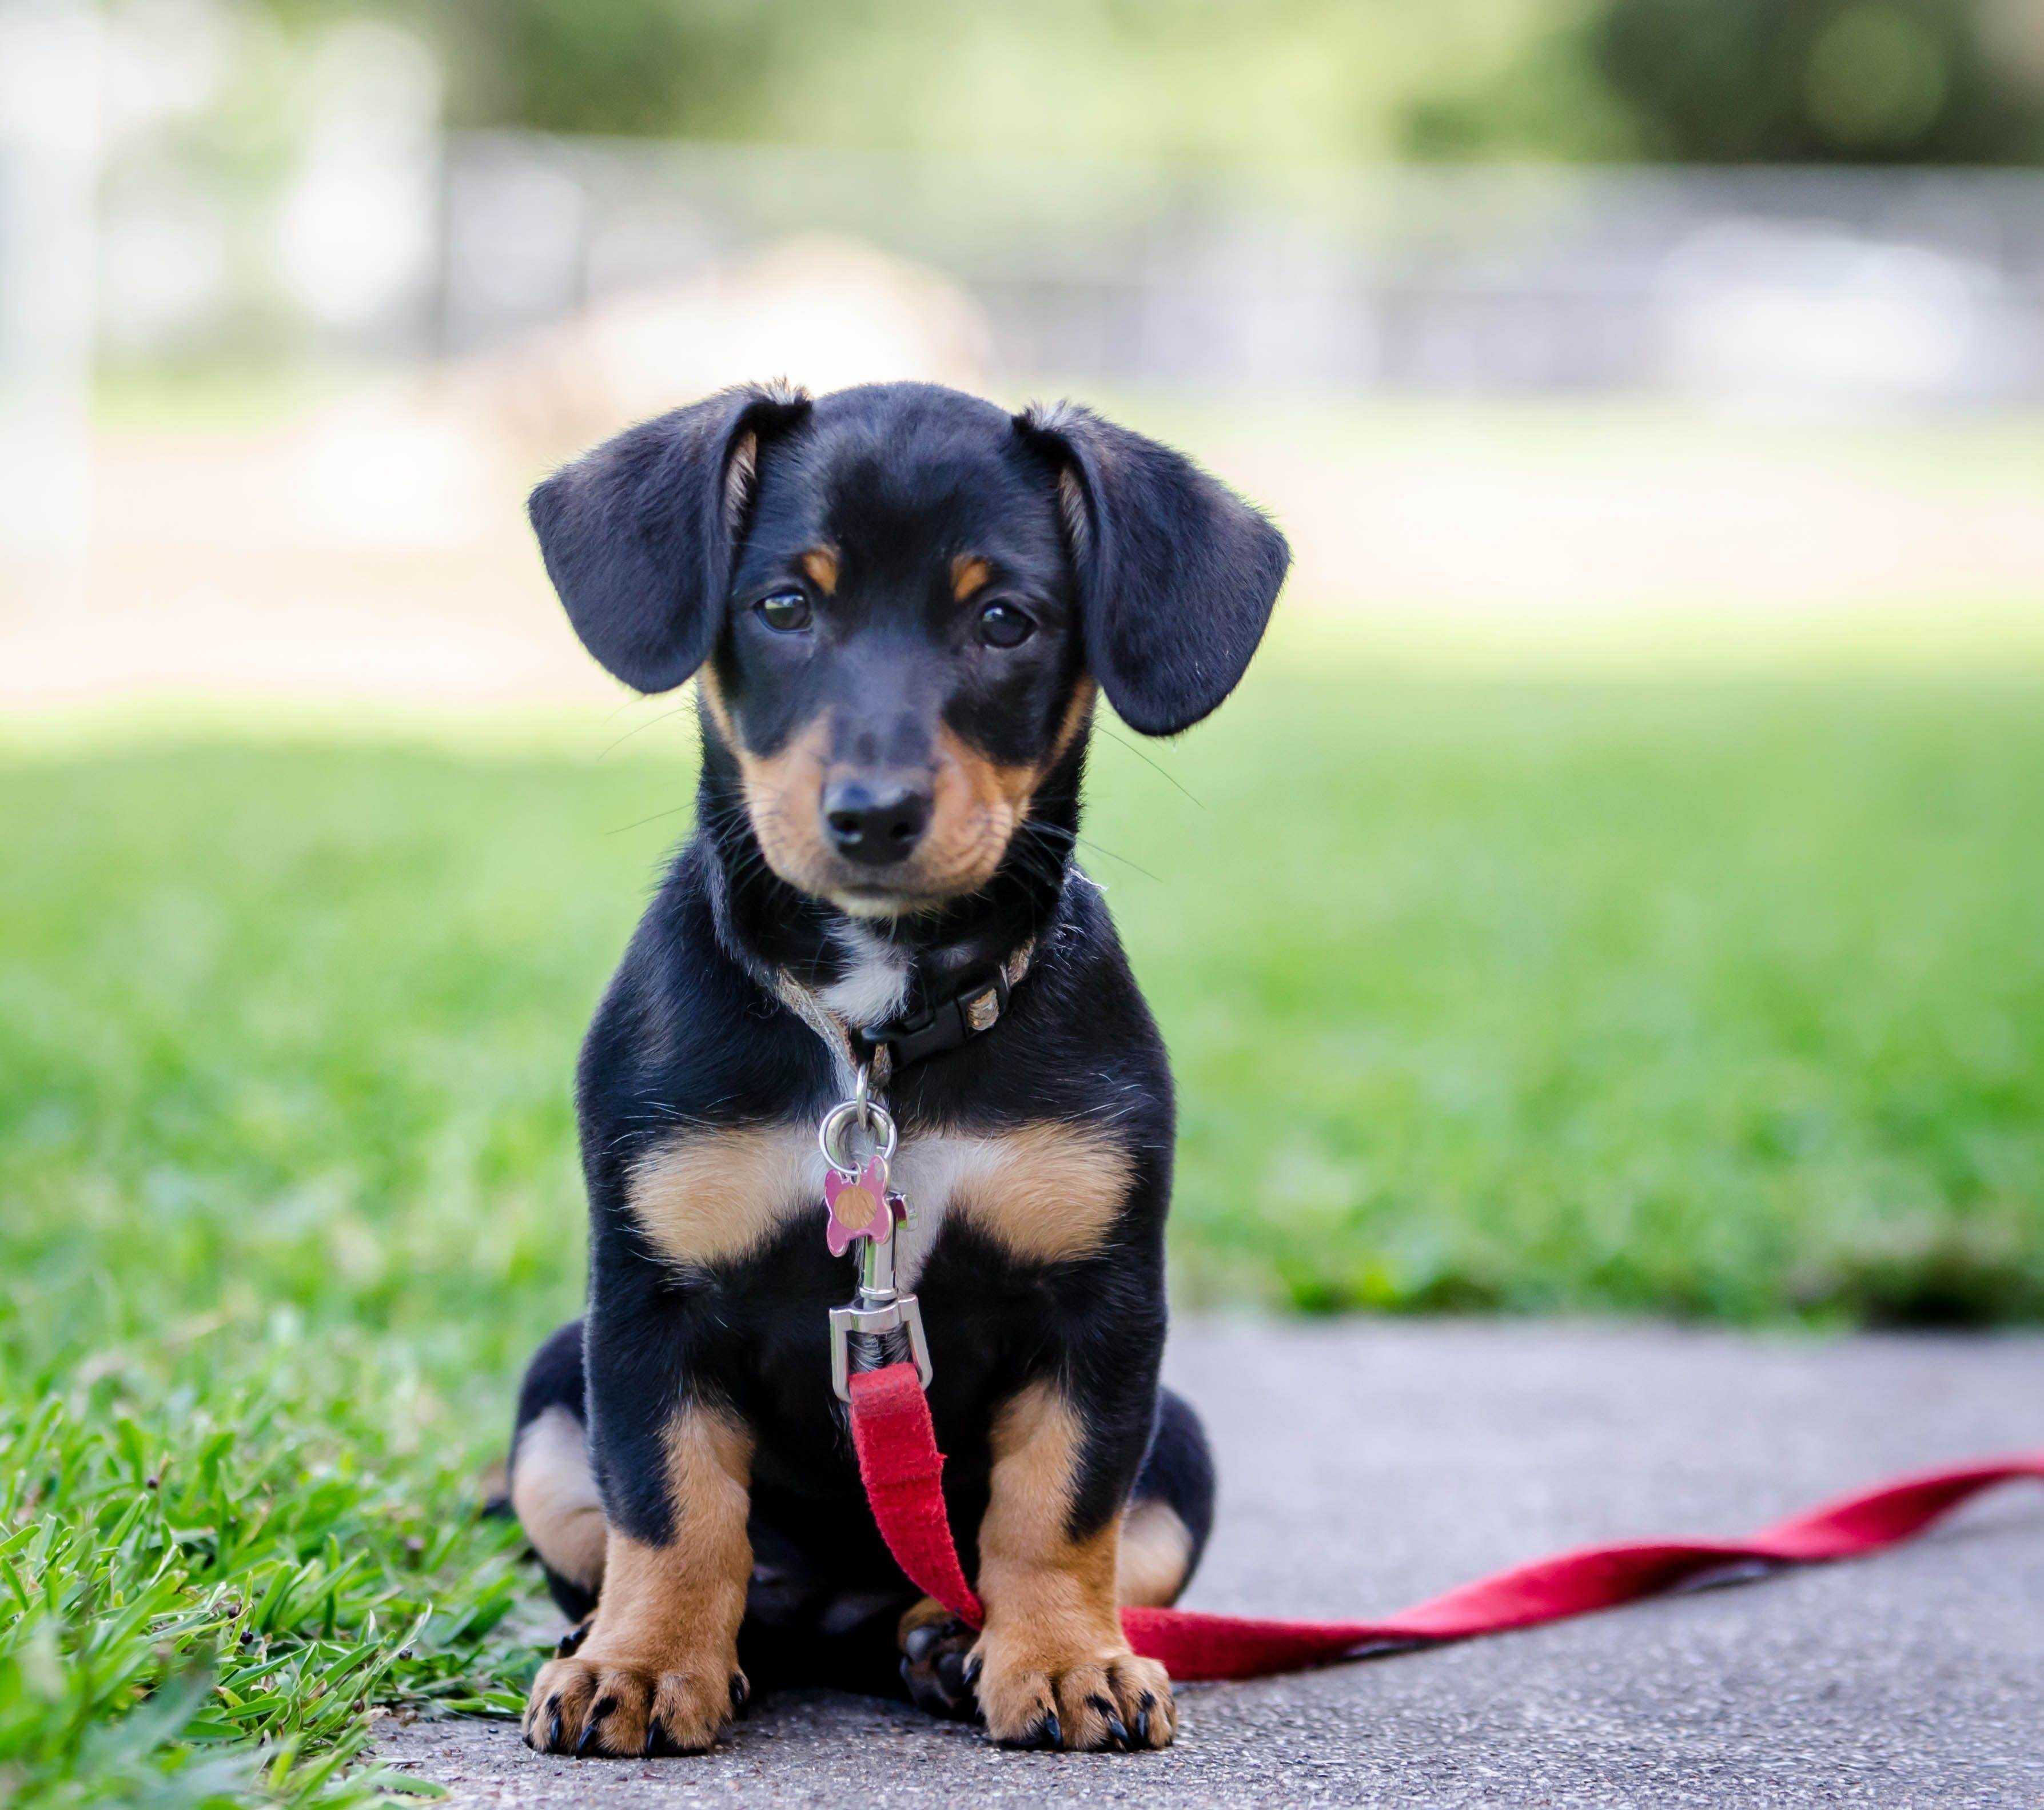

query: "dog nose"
xmin=821 ymin=778 xmax=932 ymax=865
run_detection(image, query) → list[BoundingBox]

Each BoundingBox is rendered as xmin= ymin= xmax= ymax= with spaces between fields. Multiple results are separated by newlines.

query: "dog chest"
xmin=625 ymin=1119 xmax=1134 ymax=1282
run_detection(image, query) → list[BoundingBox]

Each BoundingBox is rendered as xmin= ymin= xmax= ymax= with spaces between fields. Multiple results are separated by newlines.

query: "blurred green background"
xmin=287 ymin=0 xmax=2044 ymax=162
xmin=5 ymin=1 xmax=2044 ymax=1804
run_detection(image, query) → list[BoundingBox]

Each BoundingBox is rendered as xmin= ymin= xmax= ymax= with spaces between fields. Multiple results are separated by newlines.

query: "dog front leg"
xmin=969 ymin=1381 xmax=1175 ymax=1751
xmin=523 ymin=1402 xmax=753 ymax=1756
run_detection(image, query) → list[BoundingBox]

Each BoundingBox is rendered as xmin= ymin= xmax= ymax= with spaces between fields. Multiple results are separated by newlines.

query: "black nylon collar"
xmin=853 ymin=960 xmax=1016 ymax=1070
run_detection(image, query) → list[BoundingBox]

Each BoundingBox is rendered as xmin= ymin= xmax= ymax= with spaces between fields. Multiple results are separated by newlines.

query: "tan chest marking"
xmin=628 ymin=1118 xmax=1133 ymax=1275
xmin=894 ymin=1121 xmax=1134 ymax=1273
xmin=627 ymin=1122 xmax=824 ymax=1268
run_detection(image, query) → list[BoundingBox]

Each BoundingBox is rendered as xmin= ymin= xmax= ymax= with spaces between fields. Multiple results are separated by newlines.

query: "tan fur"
xmin=702 ymin=648 xmax=1098 ymax=914
xmin=942 ymin=1119 xmax=1133 ymax=1265
xmin=951 ymin=553 xmax=991 ymax=600
xmin=970 ymin=1382 xmax=1176 ymax=1748
xmin=1055 ymin=467 xmax=1090 ymax=561
xmin=523 ymin=1406 xmax=754 ymax=1755
xmin=1116 ymin=1500 xmax=1194 ymax=1608
xmin=920 ymin=679 xmax=1094 ymax=900
xmin=511 ymin=1405 xmax=607 ymax=1594
xmin=627 ymin=1122 xmax=819 ymax=1268
xmin=799 ymin=545 xmax=839 ymax=594
xmin=699 ymin=667 xmax=838 ymax=896
xmin=898 ymin=1594 xmax=957 ymax=1646
xmin=897 ymin=1489 xmax=1190 ymax=1661
xmin=723 ymin=431 xmax=761 ymax=530
xmin=1046 ymin=676 xmax=1098 ymax=769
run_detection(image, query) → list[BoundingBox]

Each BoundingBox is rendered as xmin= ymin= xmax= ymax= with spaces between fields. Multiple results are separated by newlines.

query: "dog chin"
xmin=830 ymin=887 xmax=919 ymax=919
xmin=824 ymin=869 xmax=998 ymax=918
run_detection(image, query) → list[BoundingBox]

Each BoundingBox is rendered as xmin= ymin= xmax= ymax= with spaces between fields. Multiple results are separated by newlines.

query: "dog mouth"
xmin=824 ymin=871 xmax=981 ymax=918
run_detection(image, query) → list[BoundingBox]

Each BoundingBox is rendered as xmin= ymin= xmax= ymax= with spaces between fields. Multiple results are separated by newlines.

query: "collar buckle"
xmin=862 ymin=964 xmax=1011 ymax=1069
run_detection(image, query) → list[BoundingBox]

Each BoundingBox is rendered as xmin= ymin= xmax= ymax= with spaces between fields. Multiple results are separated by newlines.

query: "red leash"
xmin=847 ymin=1362 xmax=2044 ymax=1682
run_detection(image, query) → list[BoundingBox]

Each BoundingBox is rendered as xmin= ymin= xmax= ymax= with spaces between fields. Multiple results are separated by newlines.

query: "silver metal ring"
xmin=820 ymin=1097 xmax=897 ymax=1173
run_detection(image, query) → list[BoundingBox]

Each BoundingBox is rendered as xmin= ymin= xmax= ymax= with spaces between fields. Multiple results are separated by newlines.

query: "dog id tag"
xmin=824 ymin=1154 xmax=894 ymax=1258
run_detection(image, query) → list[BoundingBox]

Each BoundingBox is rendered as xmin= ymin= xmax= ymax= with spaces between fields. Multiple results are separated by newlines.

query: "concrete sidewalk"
xmin=377 ymin=1320 xmax=2044 ymax=1808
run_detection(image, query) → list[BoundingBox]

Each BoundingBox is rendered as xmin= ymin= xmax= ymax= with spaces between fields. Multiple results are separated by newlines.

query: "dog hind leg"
xmin=507 ymin=1320 xmax=605 ymax=1624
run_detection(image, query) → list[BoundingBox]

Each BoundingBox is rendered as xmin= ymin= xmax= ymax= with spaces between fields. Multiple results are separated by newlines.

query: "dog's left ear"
xmin=1016 ymin=402 xmax=1289 ymax=736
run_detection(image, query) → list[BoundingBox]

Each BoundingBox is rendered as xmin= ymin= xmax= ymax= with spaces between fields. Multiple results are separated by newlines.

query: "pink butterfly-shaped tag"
xmin=824 ymin=1155 xmax=894 ymax=1258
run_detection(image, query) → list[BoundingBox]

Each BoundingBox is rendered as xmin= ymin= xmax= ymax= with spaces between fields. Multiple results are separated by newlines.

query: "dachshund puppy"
xmin=505 ymin=381 xmax=1288 ymax=1754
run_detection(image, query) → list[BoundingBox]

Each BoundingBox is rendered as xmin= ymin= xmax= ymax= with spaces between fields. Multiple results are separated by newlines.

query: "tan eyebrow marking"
xmin=799 ymin=547 xmax=839 ymax=594
xmin=951 ymin=555 xmax=992 ymax=601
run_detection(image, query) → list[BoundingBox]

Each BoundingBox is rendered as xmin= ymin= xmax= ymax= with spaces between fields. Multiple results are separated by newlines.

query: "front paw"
xmin=974 ymin=1645 xmax=1174 ymax=1751
xmin=523 ymin=1650 xmax=748 ymax=1757
xmin=899 ymin=1604 xmax=980 ymax=1721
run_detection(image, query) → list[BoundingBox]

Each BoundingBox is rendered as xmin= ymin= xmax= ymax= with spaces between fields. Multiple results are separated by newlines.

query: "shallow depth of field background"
xmin=3 ymin=1 xmax=2044 ymax=1804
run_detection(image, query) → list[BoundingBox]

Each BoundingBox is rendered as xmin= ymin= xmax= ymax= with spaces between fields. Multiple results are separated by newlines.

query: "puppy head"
xmin=531 ymin=381 xmax=1289 ymax=916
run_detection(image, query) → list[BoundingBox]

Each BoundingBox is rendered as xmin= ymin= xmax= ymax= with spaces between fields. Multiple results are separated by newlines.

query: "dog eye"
xmin=977 ymin=602 xmax=1035 ymax=649
xmin=755 ymin=591 xmax=812 ymax=633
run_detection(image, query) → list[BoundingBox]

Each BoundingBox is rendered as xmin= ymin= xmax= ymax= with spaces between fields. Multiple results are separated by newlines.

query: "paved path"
xmin=377 ymin=1319 xmax=2044 ymax=1808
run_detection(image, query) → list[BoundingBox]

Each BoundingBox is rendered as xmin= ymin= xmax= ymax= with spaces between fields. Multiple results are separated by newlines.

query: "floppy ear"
xmin=529 ymin=382 xmax=811 ymax=693
xmin=1016 ymin=402 xmax=1289 ymax=736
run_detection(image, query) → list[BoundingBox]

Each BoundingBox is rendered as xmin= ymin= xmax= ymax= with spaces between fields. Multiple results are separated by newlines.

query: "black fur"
xmin=1016 ymin=401 xmax=1289 ymax=735
xmin=506 ymin=381 xmax=1284 ymax=1713
xmin=529 ymin=382 xmax=811 ymax=693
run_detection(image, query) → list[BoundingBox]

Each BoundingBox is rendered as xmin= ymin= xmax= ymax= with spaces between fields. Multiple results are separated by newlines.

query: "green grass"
xmin=5 ymin=657 xmax=2044 ymax=1802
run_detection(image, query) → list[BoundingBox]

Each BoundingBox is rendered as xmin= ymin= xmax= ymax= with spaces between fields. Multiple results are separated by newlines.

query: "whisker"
xmin=1094 ymin=724 xmax=1207 ymax=811
xmin=607 ymin=803 xmax=696 ymax=836
xmin=597 ymin=699 xmax=698 ymax=762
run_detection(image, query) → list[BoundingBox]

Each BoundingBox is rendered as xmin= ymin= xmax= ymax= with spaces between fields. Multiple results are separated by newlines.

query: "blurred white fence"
xmin=78 ymin=127 xmax=2044 ymax=406
xmin=434 ymin=140 xmax=2044 ymax=406
xmin=0 ymin=1 xmax=99 ymax=597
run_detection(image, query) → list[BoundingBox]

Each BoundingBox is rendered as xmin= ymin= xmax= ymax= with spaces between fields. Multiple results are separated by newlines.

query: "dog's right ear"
xmin=529 ymin=382 xmax=811 ymax=693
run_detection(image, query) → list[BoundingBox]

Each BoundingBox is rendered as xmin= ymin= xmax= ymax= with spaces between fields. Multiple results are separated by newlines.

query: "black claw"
xmin=556 ymin=1621 xmax=591 ymax=1657
xmin=1134 ymin=1707 xmax=1152 ymax=1745
xmin=642 ymin=1723 xmax=658 ymax=1759
xmin=730 ymin=1673 xmax=751 ymax=1714
xmin=963 ymin=1653 xmax=983 ymax=1688
xmin=546 ymin=1707 xmax=563 ymax=1751
xmin=1002 ymin=1711 xmax=1058 ymax=1752
xmin=575 ymin=1705 xmax=611 ymax=1757
xmin=935 ymin=1650 xmax=967 ymax=1699
xmin=1086 ymin=1692 xmax=1130 ymax=1750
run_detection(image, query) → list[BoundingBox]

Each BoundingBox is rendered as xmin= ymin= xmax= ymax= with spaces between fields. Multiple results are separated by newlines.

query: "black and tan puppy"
xmin=505 ymin=381 xmax=1288 ymax=1755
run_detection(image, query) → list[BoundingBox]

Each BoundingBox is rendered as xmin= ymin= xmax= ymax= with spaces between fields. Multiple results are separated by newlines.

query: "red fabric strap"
xmin=846 ymin=1361 xmax=2044 ymax=1682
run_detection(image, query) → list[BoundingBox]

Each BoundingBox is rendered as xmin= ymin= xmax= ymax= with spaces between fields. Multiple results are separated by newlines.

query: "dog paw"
xmin=974 ymin=1647 xmax=1174 ymax=1751
xmin=522 ymin=1652 xmax=748 ymax=1757
xmin=898 ymin=1605 xmax=980 ymax=1721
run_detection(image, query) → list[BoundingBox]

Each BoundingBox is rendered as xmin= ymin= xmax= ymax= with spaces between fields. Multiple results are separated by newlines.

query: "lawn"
xmin=5 ymin=655 xmax=2044 ymax=1803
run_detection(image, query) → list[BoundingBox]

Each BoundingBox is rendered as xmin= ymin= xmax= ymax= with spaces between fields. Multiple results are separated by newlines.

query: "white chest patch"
xmin=885 ymin=1135 xmax=979 ymax=1289
xmin=818 ymin=924 xmax=910 ymax=1028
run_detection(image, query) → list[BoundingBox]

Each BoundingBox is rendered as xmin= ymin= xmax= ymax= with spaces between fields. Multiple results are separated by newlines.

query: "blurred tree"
xmin=1591 ymin=0 xmax=2044 ymax=162
xmin=445 ymin=0 xmax=780 ymax=137
xmin=239 ymin=0 xmax=2044 ymax=163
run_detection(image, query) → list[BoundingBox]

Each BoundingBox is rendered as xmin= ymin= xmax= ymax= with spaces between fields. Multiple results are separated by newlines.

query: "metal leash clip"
xmin=820 ymin=1066 xmax=933 ymax=1401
